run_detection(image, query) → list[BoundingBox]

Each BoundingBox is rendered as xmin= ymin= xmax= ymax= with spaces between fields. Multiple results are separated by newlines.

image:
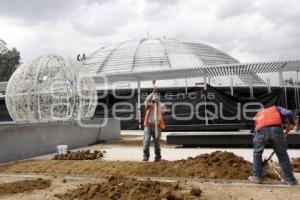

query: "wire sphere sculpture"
xmin=5 ymin=54 xmax=98 ymax=122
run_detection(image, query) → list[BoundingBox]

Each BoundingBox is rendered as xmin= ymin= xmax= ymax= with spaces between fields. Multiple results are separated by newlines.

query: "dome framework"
xmin=5 ymin=54 xmax=98 ymax=122
xmin=82 ymin=38 xmax=268 ymax=86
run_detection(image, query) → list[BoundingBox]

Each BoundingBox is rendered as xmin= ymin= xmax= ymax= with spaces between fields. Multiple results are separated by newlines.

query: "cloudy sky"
xmin=0 ymin=0 xmax=300 ymax=64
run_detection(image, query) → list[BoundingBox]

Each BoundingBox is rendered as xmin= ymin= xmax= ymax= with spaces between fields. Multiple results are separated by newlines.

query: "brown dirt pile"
xmin=52 ymin=150 xmax=105 ymax=160
xmin=0 ymin=178 xmax=51 ymax=196
xmin=291 ymin=158 xmax=300 ymax=172
xmin=0 ymin=151 xmax=280 ymax=180
xmin=162 ymin=151 xmax=278 ymax=180
xmin=55 ymin=176 xmax=204 ymax=200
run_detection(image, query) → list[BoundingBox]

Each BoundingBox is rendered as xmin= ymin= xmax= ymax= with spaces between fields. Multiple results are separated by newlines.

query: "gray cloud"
xmin=0 ymin=0 xmax=113 ymax=25
xmin=0 ymin=0 xmax=77 ymax=24
xmin=68 ymin=1 xmax=139 ymax=37
xmin=0 ymin=0 xmax=299 ymax=65
xmin=215 ymin=0 xmax=257 ymax=20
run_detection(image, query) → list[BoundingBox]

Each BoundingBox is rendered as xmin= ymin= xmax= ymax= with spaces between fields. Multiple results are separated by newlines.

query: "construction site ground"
xmin=0 ymin=130 xmax=299 ymax=200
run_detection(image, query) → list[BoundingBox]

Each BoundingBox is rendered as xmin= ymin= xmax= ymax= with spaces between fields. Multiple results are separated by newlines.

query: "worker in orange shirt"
xmin=142 ymin=86 xmax=166 ymax=162
xmin=249 ymin=105 xmax=298 ymax=185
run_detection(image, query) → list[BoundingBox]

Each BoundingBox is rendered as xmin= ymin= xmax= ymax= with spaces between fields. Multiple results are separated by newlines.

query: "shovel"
xmin=152 ymin=80 xmax=161 ymax=139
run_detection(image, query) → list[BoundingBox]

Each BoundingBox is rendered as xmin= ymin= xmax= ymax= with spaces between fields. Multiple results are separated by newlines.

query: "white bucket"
xmin=57 ymin=145 xmax=68 ymax=155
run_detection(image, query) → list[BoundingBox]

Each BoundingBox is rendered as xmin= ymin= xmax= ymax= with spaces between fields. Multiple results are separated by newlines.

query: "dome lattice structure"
xmin=82 ymin=38 xmax=265 ymax=86
xmin=5 ymin=54 xmax=98 ymax=122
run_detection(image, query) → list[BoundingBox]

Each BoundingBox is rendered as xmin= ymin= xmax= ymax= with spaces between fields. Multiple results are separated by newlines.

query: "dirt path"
xmin=0 ymin=178 xmax=51 ymax=196
xmin=192 ymin=180 xmax=300 ymax=200
xmin=0 ymin=151 xmax=298 ymax=199
xmin=0 ymin=151 xmax=279 ymax=180
xmin=0 ymin=173 xmax=298 ymax=200
xmin=0 ymin=174 xmax=96 ymax=200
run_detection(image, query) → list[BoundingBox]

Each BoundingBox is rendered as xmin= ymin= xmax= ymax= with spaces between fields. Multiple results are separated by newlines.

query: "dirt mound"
xmin=55 ymin=176 xmax=204 ymax=200
xmin=0 ymin=178 xmax=51 ymax=196
xmin=158 ymin=151 xmax=279 ymax=180
xmin=52 ymin=150 xmax=105 ymax=160
xmin=1 ymin=151 xmax=280 ymax=180
xmin=292 ymin=158 xmax=300 ymax=172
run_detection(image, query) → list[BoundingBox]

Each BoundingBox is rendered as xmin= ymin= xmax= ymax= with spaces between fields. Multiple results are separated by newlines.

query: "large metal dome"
xmin=82 ymin=38 xmax=265 ymax=86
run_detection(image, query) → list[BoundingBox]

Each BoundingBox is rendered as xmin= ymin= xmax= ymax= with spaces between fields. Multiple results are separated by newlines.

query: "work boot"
xmin=154 ymin=157 xmax=161 ymax=162
xmin=142 ymin=157 xmax=149 ymax=162
xmin=284 ymin=179 xmax=298 ymax=186
xmin=248 ymin=176 xmax=262 ymax=184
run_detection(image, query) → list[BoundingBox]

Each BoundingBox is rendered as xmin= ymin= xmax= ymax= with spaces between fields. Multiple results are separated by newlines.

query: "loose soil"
xmin=0 ymin=178 xmax=51 ymax=196
xmin=52 ymin=150 xmax=105 ymax=160
xmin=0 ymin=174 xmax=298 ymax=200
xmin=0 ymin=151 xmax=280 ymax=180
xmin=55 ymin=176 xmax=204 ymax=200
xmin=292 ymin=158 xmax=300 ymax=172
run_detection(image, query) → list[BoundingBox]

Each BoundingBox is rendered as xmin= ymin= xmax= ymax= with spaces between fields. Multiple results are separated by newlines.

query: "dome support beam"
xmin=92 ymin=60 xmax=300 ymax=84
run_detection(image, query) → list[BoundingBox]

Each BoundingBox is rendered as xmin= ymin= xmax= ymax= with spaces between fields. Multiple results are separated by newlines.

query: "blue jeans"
xmin=253 ymin=126 xmax=296 ymax=182
xmin=143 ymin=124 xmax=161 ymax=159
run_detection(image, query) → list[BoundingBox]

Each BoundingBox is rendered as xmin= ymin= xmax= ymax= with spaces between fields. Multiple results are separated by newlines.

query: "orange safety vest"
xmin=143 ymin=104 xmax=165 ymax=129
xmin=253 ymin=105 xmax=282 ymax=131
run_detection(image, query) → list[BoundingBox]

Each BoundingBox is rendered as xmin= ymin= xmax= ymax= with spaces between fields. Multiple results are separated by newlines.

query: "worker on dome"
xmin=249 ymin=105 xmax=298 ymax=185
xmin=142 ymin=80 xmax=166 ymax=162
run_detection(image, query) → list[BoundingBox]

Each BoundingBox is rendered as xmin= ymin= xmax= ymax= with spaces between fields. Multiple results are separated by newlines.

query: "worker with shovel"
xmin=249 ymin=105 xmax=298 ymax=185
xmin=142 ymin=81 xmax=166 ymax=162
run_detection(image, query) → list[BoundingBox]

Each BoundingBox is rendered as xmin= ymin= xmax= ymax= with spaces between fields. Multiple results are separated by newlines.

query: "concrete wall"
xmin=0 ymin=118 xmax=120 ymax=164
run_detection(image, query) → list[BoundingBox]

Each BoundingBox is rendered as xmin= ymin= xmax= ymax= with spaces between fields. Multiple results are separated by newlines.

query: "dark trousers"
xmin=143 ymin=124 xmax=161 ymax=159
xmin=253 ymin=126 xmax=296 ymax=182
